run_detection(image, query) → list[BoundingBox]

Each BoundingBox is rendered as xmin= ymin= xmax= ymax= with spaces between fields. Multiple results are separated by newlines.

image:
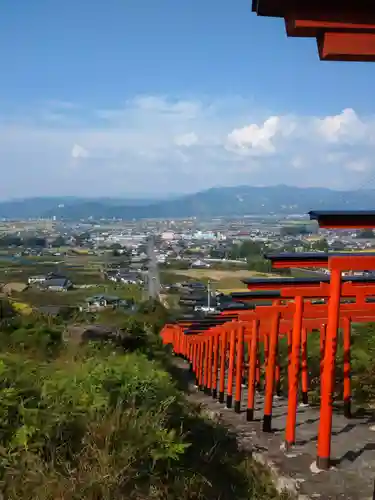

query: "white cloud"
xmin=345 ymin=159 xmax=371 ymax=172
xmin=291 ymin=157 xmax=305 ymax=169
xmin=1 ymin=95 xmax=375 ymax=198
xmin=316 ymin=108 xmax=369 ymax=144
xmin=45 ymin=100 xmax=78 ymax=110
xmin=71 ymin=144 xmax=89 ymax=159
xmin=227 ymin=116 xmax=282 ymax=154
xmin=131 ymin=95 xmax=201 ymax=118
xmin=174 ymin=132 xmax=198 ymax=147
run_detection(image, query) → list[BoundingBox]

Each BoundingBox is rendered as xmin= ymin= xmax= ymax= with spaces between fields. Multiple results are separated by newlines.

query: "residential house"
xmin=180 ymin=281 xmax=207 ymax=292
xmin=81 ymin=295 xmax=133 ymax=312
xmin=190 ymin=259 xmax=210 ymax=269
xmin=128 ymin=262 xmax=144 ymax=271
xmin=105 ymin=270 xmax=119 ymax=282
xmin=41 ymin=278 xmax=73 ymax=292
xmin=86 ymin=295 xmax=121 ymax=308
xmin=28 ymin=275 xmax=47 ymax=285
xmin=117 ymin=271 xmax=143 ymax=285
xmin=28 ymin=272 xmax=67 ymax=285
xmin=328 ymin=239 xmax=346 ymax=251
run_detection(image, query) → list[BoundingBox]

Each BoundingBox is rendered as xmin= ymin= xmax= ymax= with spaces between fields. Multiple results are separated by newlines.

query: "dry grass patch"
xmin=170 ymin=269 xmax=275 ymax=291
xmin=171 ymin=269 xmax=272 ymax=281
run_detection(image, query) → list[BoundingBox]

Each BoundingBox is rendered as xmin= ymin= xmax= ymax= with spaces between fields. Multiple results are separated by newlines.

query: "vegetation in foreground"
xmin=0 ymin=301 xmax=284 ymax=500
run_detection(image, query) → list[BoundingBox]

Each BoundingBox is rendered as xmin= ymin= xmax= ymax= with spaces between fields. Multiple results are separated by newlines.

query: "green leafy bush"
xmin=0 ymin=313 xmax=282 ymax=500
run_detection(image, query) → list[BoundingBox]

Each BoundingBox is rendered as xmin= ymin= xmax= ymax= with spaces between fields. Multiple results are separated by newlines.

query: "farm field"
xmin=168 ymin=268 xmax=277 ymax=292
xmin=170 ymin=269 xmax=273 ymax=280
xmin=0 ymin=250 xmax=143 ymax=312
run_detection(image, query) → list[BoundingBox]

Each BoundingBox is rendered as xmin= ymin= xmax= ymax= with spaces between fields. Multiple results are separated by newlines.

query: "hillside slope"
xmin=2 ymin=185 xmax=375 ymax=220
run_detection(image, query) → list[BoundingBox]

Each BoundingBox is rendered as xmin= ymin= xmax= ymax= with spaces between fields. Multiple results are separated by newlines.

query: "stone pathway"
xmin=179 ymin=360 xmax=375 ymax=500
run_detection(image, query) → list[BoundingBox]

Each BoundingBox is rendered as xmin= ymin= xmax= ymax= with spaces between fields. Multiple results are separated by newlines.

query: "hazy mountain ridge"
xmin=1 ymin=185 xmax=375 ymax=220
xmin=0 ymin=196 xmax=160 ymax=219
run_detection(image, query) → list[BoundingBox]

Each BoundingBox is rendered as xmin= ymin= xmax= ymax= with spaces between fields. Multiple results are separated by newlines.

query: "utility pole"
xmin=207 ymin=279 xmax=211 ymax=310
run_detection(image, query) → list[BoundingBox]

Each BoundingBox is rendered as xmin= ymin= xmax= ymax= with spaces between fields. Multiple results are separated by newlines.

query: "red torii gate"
xmin=264 ymin=250 xmax=375 ymax=468
xmin=177 ymin=307 xmax=373 ymax=453
xmin=251 ymin=0 xmax=375 ymax=471
xmin=162 ymin=314 xmax=238 ymax=359
xmin=175 ymin=296 xmax=375 ymax=454
xmin=183 ymin=277 xmax=375 ymax=465
xmin=162 ymin=254 xmax=375 ymax=466
xmin=308 ymin=212 xmax=375 ymax=469
xmin=235 ymin=277 xmax=375 ymax=416
xmin=230 ymin=302 xmax=375 ymax=426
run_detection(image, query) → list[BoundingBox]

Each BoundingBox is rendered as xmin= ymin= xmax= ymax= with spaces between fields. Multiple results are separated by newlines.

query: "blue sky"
xmin=1 ymin=0 xmax=375 ymax=199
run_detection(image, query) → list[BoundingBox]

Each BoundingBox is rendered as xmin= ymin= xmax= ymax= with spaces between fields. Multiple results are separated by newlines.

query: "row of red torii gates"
xmin=161 ymin=210 xmax=375 ymax=470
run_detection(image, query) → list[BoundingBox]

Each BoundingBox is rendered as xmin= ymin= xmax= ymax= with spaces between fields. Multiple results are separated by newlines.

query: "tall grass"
xmin=0 ymin=308 xmax=283 ymax=500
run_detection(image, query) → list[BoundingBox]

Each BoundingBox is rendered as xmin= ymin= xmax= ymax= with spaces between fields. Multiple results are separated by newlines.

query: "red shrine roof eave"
xmin=252 ymin=1 xmax=375 ymax=62
xmin=231 ymin=291 xmax=281 ymax=300
xmin=285 ymin=19 xmax=375 ymax=38
xmin=264 ymin=252 xmax=375 ymax=271
xmin=243 ymin=276 xmax=375 ymax=291
xmin=264 ymin=252 xmax=329 ymax=269
xmin=252 ymin=1 xmax=375 ymax=20
xmin=308 ymin=210 xmax=375 ymax=229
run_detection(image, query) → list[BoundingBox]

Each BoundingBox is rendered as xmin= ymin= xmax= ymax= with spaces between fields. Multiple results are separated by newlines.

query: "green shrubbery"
xmin=0 ymin=349 xmax=185 ymax=499
xmin=0 ymin=302 xmax=282 ymax=500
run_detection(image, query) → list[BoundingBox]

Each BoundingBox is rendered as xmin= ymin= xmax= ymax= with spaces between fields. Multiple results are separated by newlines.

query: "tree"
xmin=0 ymin=235 xmax=23 ymax=247
xmin=209 ymin=248 xmax=226 ymax=259
xmin=73 ymin=232 xmax=91 ymax=246
xmin=280 ymin=225 xmax=308 ymax=237
xmin=51 ymin=236 xmax=66 ymax=248
xmin=248 ymin=258 xmax=270 ymax=273
xmin=357 ymin=229 xmax=375 ymax=239
xmin=24 ymin=237 xmax=47 ymax=248
xmin=310 ymin=238 xmax=329 ymax=252
xmin=229 ymin=240 xmax=263 ymax=260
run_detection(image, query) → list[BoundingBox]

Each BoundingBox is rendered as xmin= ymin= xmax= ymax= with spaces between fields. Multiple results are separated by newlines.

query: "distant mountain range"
xmin=1 ymin=185 xmax=375 ymax=220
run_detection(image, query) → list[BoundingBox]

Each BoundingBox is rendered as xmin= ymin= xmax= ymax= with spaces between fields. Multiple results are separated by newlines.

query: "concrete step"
xmin=193 ymin=367 xmax=375 ymax=499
